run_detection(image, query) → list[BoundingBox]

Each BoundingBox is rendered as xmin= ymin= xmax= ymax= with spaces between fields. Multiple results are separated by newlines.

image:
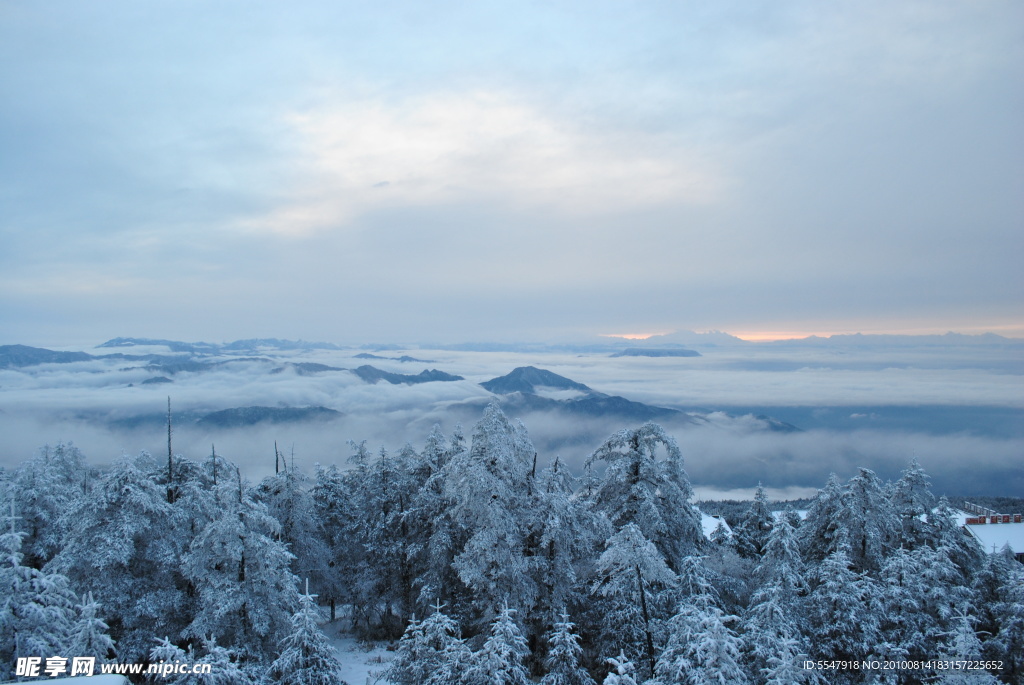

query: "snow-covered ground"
xmin=322 ymin=623 xmax=394 ymax=685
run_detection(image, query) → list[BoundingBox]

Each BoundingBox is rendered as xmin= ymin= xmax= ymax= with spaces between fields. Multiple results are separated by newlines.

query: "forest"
xmin=2 ymin=403 xmax=1022 ymax=684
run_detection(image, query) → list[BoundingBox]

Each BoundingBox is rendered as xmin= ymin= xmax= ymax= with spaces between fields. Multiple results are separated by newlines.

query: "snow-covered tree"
xmin=310 ymin=463 xmax=357 ymax=623
xmin=256 ymin=460 xmax=329 ymax=603
xmin=761 ymin=634 xmax=824 ymax=685
xmin=183 ymin=472 xmax=299 ymax=661
xmin=443 ymin=404 xmax=538 ymax=626
xmin=652 ymin=556 xmax=748 ymax=685
xmin=267 ymin=588 xmax=347 ymax=685
xmin=805 ymin=550 xmax=882 ymax=677
xmin=463 ymin=604 xmax=532 ymax=685
xmin=531 ymin=456 xmax=607 ymax=635
xmin=973 ymin=545 xmax=1024 ymax=684
xmin=889 ymin=458 xmax=935 ymax=550
xmin=798 ymin=474 xmax=846 ymax=565
xmin=733 ymin=484 xmax=773 ymax=559
xmin=11 ymin=442 xmax=91 ymax=569
xmin=540 ymin=610 xmax=596 ymax=685
xmin=0 ymin=503 xmax=79 ymax=680
xmin=589 ymin=523 xmax=677 ymax=679
xmin=753 ymin=514 xmax=805 ymax=596
xmin=934 ymin=611 xmax=1001 ymax=684
xmin=67 ymin=591 xmax=116 ymax=662
xmin=841 ymin=468 xmax=898 ymax=574
xmin=586 ymin=423 xmax=703 ymax=572
xmin=387 ymin=603 xmax=471 ymax=685
xmin=603 ymin=652 xmax=639 ymax=685
xmin=47 ymin=452 xmax=186 ymax=662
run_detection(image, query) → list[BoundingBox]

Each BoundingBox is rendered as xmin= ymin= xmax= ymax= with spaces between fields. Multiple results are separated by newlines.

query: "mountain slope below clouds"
xmin=481 ymin=366 xmax=594 ymax=395
xmin=0 ymin=345 xmax=93 ymax=368
xmin=351 ymin=365 xmax=464 ymax=385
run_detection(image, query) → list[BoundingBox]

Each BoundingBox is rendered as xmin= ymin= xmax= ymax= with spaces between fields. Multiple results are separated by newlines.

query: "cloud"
xmin=2 ymin=342 xmax=1020 ymax=496
xmin=239 ymin=91 xmax=724 ymax=236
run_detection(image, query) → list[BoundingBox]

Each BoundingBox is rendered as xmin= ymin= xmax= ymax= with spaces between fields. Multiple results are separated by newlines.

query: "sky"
xmin=1 ymin=0 xmax=1022 ymax=346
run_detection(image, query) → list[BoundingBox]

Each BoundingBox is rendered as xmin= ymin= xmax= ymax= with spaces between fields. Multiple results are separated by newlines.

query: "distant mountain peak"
xmin=480 ymin=366 xmax=593 ymax=395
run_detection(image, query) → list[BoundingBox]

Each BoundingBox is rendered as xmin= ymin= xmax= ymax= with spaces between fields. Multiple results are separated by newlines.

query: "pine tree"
xmin=67 ymin=591 xmax=116 ymax=661
xmin=182 ymin=473 xmax=300 ymax=661
xmin=733 ymin=484 xmax=774 ymax=559
xmin=256 ymin=460 xmax=329 ymax=603
xmin=443 ymin=404 xmax=538 ymax=626
xmin=602 ymin=652 xmax=639 ymax=685
xmin=934 ymin=611 xmax=1001 ymax=684
xmin=889 ymin=458 xmax=935 ymax=550
xmin=798 ymin=474 xmax=846 ymax=565
xmin=590 ymin=523 xmax=677 ymax=680
xmin=388 ymin=604 xmax=471 ymax=685
xmin=586 ymin=423 xmax=703 ymax=572
xmin=531 ymin=456 xmax=607 ymax=635
xmin=12 ymin=442 xmax=90 ymax=569
xmin=0 ymin=503 xmax=79 ymax=681
xmin=267 ymin=588 xmax=347 ymax=685
xmin=464 ymin=604 xmax=532 ymax=685
xmin=841 ymin=468 xmax=898 ymax=574
xmin=653 ymin=556 xmax=748 ymax=685
xmin=540 ymin=611 xmax=597 ymax=685
xmin=46 ymin=453 xmax=185 ymax=663
xmin=805 ymin=550 xmax=882 ymax=677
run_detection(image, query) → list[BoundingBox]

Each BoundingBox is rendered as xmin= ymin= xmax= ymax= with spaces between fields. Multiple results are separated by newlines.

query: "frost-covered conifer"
xmin=183 ymin=474 xmax=299 ymax=660
xmin=310 ymin=463 xmax=357 ymax=622
xmin=0 ymin=504 xmax=79 ymax=681
xmin=934 ymin=611 xmax=1001 ymax=684
xmin=256 ymin=462 xmax=329 ymax=602
xmin=653 ymin=556 xmax=748 ymax=685
xmin=973 ymin=545 xmax=1024 ymax=684
xmin=443 ymin=404 xmax=538 ymax=625
xmin=531 ymin=457 xmax=607 ymax=632
xmin=47 ymin=453 xmax=184 ymax=662
xmin=540 ymin=611 xmax=596 ymax=685
xmin=761 ymin=634 xmax=823 ymax=685
xmin=889 ymin=458 xmax=935 ymax=550
xmin=388 ymin=604 xmax=471 ymax=685
xmin=841 ymin=468 xmax=898 ymax=573
xmin=753 ymin=514 xmax=804 ymax=595
xmin=733 ymin=484 xmax=773 ymax=559
xmin=590 ymin=523 xmax=677 ymax=679
xmin=798 ymin=474 xmax=846 ymax=565
xmin=12 ymin=442 xmax=90 ymax=568
xmin=602 ymin=652 xmax=639 ymax=685
xmin=805 ymin=550 xmax=882 ymax=675
xmin=464 ymin=604 xmax=532 ymax=685
xmin=586 ymin=423 xmax=703 ymax=572
xmin=67 ymin=591 xmax=116 ymax=661
xmin=267 ymin=589 xmax=347 ymax=685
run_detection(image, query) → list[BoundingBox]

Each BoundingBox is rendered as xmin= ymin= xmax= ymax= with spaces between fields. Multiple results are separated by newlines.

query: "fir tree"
xmin=602 ymin=652 xmax=639 ymax=685
xmin=653 ymin=556 xmax=748 ymax=685
xmin=387 ymin=604 xmax=471 ymax=685
xmin=586 ymin=423 xmax=703 ymax=572
xmin=464 ymin=604 xmax=532 ymax=685
xmin=67 ymin=591 xmax=116 ymax=661
xmin=540 ymin=611 xmax=596 ymax=685
xmin=733 ymin=484 xmax=773 ymax=559
xmin=182 ymin=474 xmax=300 ymax=661
xmin=0 ymin=503 xmax=78 ymax=681
xmin=267 ymin=588 xmax=347 ymax=685
xmin=590 ymin=523 xmax=677 ymax=679
xmin=46 ymin=453 xmax=184 ymax=663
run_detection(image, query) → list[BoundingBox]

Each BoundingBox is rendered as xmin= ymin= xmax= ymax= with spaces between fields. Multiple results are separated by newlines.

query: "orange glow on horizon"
xmin=599 ymin=332 xmax=670 ymax=340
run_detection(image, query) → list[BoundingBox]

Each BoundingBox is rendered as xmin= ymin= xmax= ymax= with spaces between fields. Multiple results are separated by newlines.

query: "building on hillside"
xmin=698 ymin=510 xmax=733 ymax=540
xmin=956 ymin=503 xmax=1024 ymax=563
